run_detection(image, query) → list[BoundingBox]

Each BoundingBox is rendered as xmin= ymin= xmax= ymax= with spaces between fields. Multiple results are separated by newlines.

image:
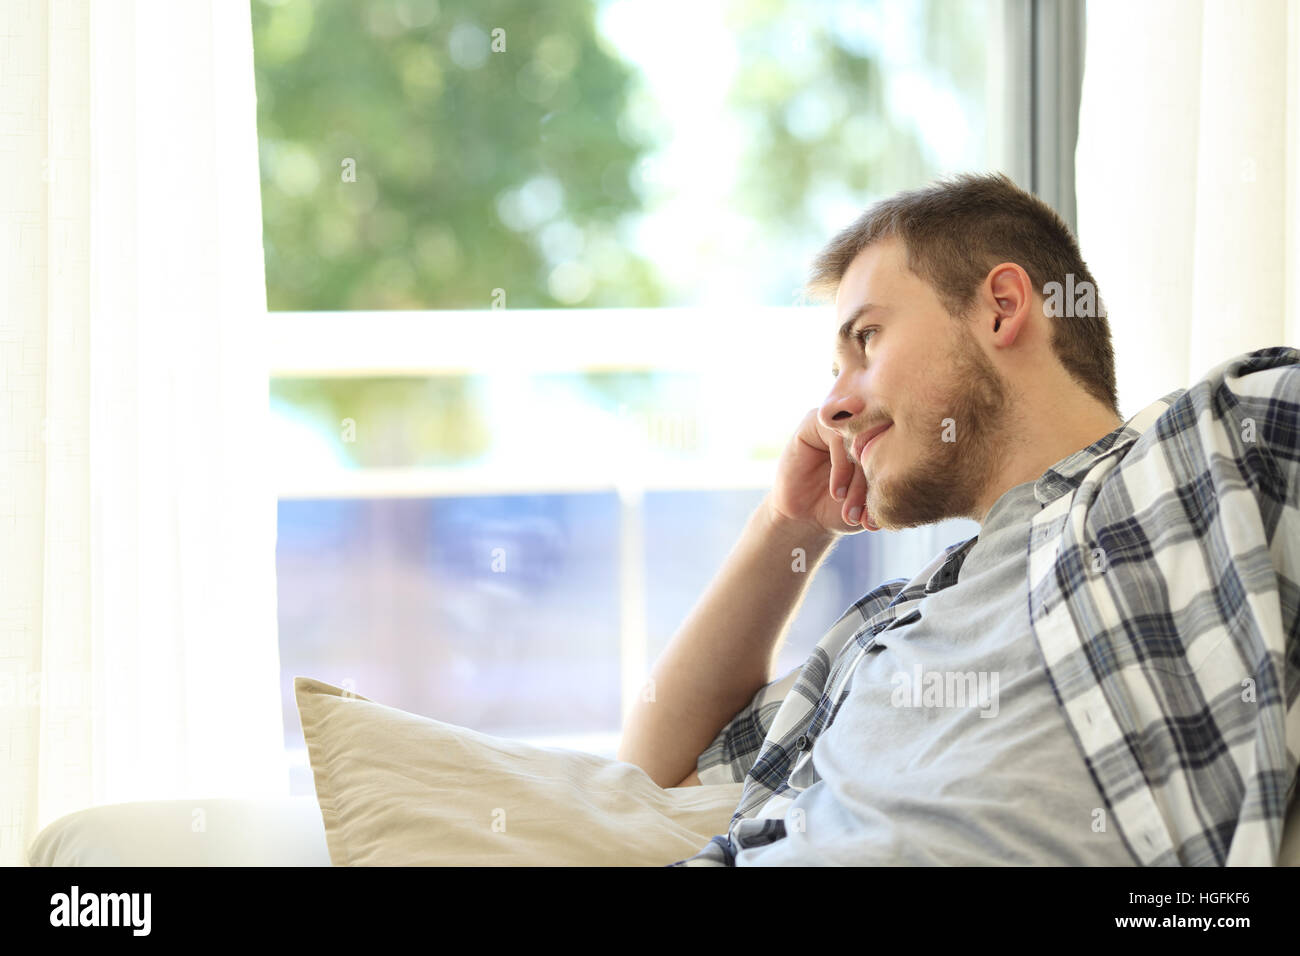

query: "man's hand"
xmin=768 ymin=407 xmax=880 ymax=535
xmin=618 ymin=408 xmax=862 ymax=789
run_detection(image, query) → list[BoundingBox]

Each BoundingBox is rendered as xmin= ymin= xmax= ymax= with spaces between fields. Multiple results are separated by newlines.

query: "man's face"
xmin=821 ymin=236 xmax=1015 ymax=529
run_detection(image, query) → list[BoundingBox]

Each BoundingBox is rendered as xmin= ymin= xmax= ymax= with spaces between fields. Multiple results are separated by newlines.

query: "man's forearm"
xmin=616 ymin=495 xmax=838 ymax=789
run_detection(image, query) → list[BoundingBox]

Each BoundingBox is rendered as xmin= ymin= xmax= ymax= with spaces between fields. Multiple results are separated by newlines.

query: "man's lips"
xmin=851 ymin=422 xmax=892 ymax=462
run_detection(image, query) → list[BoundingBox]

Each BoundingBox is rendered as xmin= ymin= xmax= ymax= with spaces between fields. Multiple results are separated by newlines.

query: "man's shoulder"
xmin=1145 ymin=345 xmax=1299 ymax=435
xmin=1116 ymin=345 xmax=1300 ymax=500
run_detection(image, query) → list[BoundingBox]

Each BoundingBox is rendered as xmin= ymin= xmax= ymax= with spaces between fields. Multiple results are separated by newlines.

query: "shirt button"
xmin=795 ymin=734 xmax=810 ymax=751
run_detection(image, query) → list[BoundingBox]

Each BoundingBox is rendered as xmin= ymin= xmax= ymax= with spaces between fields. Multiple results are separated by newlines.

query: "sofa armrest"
xmin=24 ymin=796 xmax=331 ymax=866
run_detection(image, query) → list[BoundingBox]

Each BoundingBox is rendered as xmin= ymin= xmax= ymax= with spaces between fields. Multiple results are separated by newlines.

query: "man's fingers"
xmin=842 ymin=457 xmax=868 ymax=526
xmin=826 ymin=426 xmax=853 ymax=502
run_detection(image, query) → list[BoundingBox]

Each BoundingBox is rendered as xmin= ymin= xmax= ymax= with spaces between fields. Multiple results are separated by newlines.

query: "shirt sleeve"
xmin=1215 ymin=347 xmax=1300 ymax=849
xmin=1219 ymin=353 xmax=1300 ymax=653
xmin=1218 ymin=349 xmax=1300 ymax=745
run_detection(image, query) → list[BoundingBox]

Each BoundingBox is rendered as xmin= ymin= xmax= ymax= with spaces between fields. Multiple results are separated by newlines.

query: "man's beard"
xmin=864 ymin=320 xmax=1014 ymax=530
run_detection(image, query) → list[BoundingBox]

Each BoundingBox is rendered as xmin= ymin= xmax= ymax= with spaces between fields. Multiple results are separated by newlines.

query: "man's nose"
xmin=818 ymin=382 xmax=867 ymax=434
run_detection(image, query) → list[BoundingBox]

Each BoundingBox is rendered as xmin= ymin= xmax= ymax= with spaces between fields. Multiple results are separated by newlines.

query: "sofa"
xmin=25 ymin=675 xmax=1300 ymax=866
xmin=24 ymin=788 xmax=1300 ymax=866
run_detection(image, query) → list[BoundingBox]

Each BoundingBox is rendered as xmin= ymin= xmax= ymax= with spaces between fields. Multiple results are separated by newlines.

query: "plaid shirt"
xmin=671 ymin=345 xmax=1300 ymax=866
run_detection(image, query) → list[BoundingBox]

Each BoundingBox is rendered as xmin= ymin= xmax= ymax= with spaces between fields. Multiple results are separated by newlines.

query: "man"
xmin=616 ymin=172 xmax=1299 ymax=866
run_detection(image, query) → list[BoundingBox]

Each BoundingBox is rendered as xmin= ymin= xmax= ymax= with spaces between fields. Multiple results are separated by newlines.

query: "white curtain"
xmin=1076 ymin=0 xmax=1300 ymax=418
xmin=0 ymin=0 xmax=287 ymax=866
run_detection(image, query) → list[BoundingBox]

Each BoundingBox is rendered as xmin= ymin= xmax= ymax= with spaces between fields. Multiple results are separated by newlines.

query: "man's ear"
xmin=986 ymin=263 xmax=1032 ymax=340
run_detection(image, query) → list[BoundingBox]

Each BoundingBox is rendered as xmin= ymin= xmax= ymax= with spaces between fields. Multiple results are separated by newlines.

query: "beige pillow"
xmin=294 ymin=676 xmax=744 ymax=866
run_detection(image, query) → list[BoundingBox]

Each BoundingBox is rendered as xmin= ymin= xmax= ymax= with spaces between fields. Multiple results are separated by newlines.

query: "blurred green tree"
xmin=251 ymin=0 xmax=665 ymax=311
xmin=719 ymin=0 xmax=984 ymax=304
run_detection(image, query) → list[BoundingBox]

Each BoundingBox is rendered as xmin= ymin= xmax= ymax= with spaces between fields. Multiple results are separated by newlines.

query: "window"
xmin=252 ymin=0 xmax=1006 ymax=795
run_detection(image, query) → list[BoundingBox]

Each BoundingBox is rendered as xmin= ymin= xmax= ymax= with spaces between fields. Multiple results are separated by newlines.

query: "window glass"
xmin=253 ymin=0 xmax=992 ymax=787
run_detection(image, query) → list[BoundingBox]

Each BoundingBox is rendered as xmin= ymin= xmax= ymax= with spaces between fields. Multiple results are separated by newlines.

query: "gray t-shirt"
xmin=735 ymin=478 xmax=1137 ymax=865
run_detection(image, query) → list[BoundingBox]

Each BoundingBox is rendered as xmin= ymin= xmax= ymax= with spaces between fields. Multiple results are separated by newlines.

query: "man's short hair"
xmin=804 ymin=172 xmax=1120 ymax=418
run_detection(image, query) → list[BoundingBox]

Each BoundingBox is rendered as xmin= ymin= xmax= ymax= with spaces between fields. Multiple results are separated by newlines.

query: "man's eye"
xmin=854 ymin=327 xmax=878 ymax=347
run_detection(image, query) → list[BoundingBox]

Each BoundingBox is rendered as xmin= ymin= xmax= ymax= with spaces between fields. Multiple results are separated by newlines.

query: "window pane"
xmin=643 ymin=489 xmax=880 ymax=681
xmin=277 ymin=493 xmax=622 ymax=795
xmin=256 ymin=0 xmax=997 ymax=778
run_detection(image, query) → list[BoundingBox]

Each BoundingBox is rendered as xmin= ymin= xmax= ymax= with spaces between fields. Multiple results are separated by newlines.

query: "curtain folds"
xmin=1 ymin=0 xmax=287 ymax=867
xmin=1075 ymin=0 xmax=1300 ymax=417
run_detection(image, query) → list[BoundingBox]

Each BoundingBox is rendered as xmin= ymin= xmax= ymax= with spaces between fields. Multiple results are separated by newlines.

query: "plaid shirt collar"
xmin=922 ymin=389 xmax=1185 ymax=596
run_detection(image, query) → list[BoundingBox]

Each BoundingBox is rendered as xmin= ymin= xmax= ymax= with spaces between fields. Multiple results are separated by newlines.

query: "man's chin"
xmin=862 ymin=488 xmax=896 ymax=532
xmin=868 ymin=483 xmax=963 ymax=530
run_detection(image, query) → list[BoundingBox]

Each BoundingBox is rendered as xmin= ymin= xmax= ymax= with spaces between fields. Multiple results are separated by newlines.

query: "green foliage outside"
xmin=252 ymin=0 xmax=663 ymax=311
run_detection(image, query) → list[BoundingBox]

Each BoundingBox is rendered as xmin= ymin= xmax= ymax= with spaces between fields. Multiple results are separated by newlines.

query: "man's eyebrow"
xmin=830 ymin=302 xmax=888 ymax=377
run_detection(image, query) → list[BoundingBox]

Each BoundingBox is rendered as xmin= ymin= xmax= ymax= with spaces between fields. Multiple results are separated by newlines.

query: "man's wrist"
xmin=758 ymin=496 xmax=839 ymax=555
